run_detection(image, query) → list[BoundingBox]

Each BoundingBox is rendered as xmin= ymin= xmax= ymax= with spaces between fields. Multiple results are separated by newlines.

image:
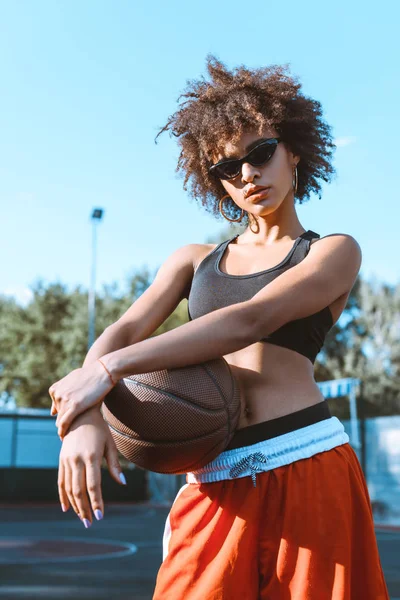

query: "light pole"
xmin=88 ymin=208 xmax=104 ymax=350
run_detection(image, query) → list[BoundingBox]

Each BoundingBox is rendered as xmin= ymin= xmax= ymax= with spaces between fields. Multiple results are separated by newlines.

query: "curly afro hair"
xmin=156 ymin=55 xmax=336 ymax=224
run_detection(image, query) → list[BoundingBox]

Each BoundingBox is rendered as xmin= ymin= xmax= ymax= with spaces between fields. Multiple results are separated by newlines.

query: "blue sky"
xmin=1 ymin=0 xmax=399 ymax=306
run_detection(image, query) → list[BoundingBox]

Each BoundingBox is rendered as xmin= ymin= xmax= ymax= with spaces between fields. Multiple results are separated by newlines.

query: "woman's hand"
xmin=58 ymin=406 xmax=126 ymax=527
xmin=49 ymin=360 xmax=115 ymax=439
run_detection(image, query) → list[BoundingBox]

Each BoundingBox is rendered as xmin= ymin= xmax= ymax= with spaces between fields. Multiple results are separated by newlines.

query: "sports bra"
xmin=186 ymin=230 xmax=333 ymax=363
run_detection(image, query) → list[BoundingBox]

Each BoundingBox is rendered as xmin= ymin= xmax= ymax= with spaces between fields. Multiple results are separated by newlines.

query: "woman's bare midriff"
xmin=192 ymin=240 xmax=348 ymax=430
xmin=224 ymin=343 xmax=326 ymax=429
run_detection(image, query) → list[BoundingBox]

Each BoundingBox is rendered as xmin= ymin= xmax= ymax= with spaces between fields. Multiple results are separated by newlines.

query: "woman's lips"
xmin=248 ymin=187 xmax=271 ymax=202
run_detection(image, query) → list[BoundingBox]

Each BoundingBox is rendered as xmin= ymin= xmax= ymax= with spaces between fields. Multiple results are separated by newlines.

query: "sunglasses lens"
xmin=248 ymin=141 xmax=277 ymax=166
xmin=216 ymin=161 xmax=241 ymax=180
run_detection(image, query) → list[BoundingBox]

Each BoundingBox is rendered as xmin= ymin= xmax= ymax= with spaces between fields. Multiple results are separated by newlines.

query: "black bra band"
xmin=225 ymin=401 xmax=332 ymax=451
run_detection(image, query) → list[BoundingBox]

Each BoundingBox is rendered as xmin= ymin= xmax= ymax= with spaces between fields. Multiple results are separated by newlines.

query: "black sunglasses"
xmin=208 ymin=137 xmax=281 ymax=180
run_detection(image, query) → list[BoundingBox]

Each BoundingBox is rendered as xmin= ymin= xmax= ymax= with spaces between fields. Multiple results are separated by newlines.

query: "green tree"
xmin=315 ymin=278 xmax=400 ymax=415
xmin=0 ymin=268 xmax=157 ymax=408
xmin=0 ymin=281 xmax=71 ymax=407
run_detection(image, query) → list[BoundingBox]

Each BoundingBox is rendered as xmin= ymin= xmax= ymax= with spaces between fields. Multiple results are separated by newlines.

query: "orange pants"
xmin=153 ymin=443 xmax=389 ymax=599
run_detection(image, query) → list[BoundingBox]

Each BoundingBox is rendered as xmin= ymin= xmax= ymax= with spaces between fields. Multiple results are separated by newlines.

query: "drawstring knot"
xmin=228 ymin=452 xmax=268 ymax=487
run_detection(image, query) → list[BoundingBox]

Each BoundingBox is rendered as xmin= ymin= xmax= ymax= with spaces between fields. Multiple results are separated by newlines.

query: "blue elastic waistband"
xmin=186 ymin=416 xmax=349 ymax=485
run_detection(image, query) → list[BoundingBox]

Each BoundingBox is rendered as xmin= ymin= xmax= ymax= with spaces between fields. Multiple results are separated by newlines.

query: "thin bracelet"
xmin=97 ymin=358 xmax=116 ymax=386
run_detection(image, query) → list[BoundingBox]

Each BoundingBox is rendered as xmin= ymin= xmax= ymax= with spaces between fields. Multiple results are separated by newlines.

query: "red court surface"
xmin=0 ymin=503 xmax=399 ymax=599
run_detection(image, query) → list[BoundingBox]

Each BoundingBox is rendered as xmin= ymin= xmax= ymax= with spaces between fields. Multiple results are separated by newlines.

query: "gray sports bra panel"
xmin=186 ymin=230 xmax=333 ymax=363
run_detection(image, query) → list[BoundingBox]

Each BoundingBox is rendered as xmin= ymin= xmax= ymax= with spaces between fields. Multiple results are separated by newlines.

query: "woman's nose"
xmin=241 ymin=162 xmax=260 ymax=183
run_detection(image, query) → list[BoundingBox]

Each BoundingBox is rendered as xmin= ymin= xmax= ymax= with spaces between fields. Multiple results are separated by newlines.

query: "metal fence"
xmin=0 ymin=408 xmax=61 ymax=468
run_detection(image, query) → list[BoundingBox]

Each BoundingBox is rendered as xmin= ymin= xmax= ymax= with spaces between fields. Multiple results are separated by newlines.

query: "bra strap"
xmin=300 ymin=230 xmax=320 ymax=241
xmin=302 ymin=230 xmax=320 ymax=254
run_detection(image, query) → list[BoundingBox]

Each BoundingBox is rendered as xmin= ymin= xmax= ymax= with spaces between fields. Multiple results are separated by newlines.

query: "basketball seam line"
xmin=104 ymin=399 xmax=241 ymax=440
xmin=104 ymin=419 xmax=232 ymax=445
xmin=199 ymin=363 xmax=233 ymax=442
xmin=121 ymin=378 xmax=226 ymax=414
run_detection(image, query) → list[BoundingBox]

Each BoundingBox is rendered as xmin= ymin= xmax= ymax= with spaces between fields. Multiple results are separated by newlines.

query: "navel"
xmin=243 ymin=405 xmax=251 ymax=417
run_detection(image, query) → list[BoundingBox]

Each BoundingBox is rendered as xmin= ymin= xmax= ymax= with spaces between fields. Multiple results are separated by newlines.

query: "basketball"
xmin=101 ymin=357 xmax=242 ymax=474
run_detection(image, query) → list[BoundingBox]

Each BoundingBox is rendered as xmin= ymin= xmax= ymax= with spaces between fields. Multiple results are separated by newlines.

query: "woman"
xmin=49 ymin=56 xmax=389 ymax=598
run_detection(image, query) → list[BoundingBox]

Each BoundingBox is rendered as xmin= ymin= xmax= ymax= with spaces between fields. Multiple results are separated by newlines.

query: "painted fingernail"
xmin=94 ymin=509 xmax=103 ymax=521
xmin=82 ymin=518 xmax=91 ymax=529
xmin=61 ymin=503 xmax=68 ymax=512
xmin=119 ymin=473 xmax=127 ymax=485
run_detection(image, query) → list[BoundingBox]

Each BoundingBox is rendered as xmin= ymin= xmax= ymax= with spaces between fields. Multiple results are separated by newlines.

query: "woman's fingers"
xmin=64 ymin=462 xmax=81 ymax=519
xmin=72 ymin=460 xmax=92 ymax=528
xmin=56 ymin=408 xmax=76 ymax=439
xmin=104 ymin=433 xmax=126 ymax=486
xmin=56 ymin=403 xmax=86 ymax=439
xmin=60 ymin=454 xmax=104 ymax=527
xmin=85 ymin=457 xmax=104 ymax=521
xmin=49 ymin=385 xmax=60 ymax=415
xmin=58 ymin=409 xmax=112 ymax=526
xmin=58 ymin=460 xmax=70 ymax=513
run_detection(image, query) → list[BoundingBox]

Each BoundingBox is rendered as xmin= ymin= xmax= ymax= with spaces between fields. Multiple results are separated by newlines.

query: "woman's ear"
xmin=293 ymin=154 xmax=300 ymax=167
xmin=283 ymin=143 xmax=300 ymax=167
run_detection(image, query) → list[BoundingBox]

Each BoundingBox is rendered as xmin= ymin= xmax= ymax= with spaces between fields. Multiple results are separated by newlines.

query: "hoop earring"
xmin=248 ymin=212 xmax=259 ymax=234
xmin=219 ymin=195 xmax=244 ymax=223
xmin=292 ymin=166 xmax=298 ymax=195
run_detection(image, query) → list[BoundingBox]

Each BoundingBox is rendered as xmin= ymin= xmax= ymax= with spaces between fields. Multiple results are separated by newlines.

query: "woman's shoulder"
xmin=308 ymin=232 xmax=362 ymax=273
xmin=191 ymin=241 xmax=224 ymax=273
xmin=310 ymin=232 xmax=360 ymax=251
xmin=165 ymin=239 xmax=229 ymax=274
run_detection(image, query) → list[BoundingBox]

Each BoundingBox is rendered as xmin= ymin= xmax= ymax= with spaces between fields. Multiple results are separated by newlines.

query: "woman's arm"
xmin=104 ymin=301 xmax=255 ymax=380
xmin=54 ymin=233 xmax=361 ymax=438
xmin=50 ymin=324 xmax=132 ymax=416
xmin=51 ymin=242 xmax=199 ymax=414
xmin=102 ymin=234 xmax=361 ymax=382
xmin=52 ymin=243 xmax=199 ymax=526
xmin=82 ymin=324 xmax=133 ymax=368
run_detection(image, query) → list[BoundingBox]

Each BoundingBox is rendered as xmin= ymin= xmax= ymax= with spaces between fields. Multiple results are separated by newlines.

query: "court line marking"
xmin=29 ymin=508 xmax=157 ymax=525
xmin=0 ymin=586 xmax=130 ymax=600
xmin=0 ymin=535 xmax=137 ymax=565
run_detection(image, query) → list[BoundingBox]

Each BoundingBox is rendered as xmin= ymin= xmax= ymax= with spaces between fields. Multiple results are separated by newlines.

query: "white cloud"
xmin=1 ymin=286 xmax=33 ymax=307
xmin=334 ymin=136 xmax=357 ymax=148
